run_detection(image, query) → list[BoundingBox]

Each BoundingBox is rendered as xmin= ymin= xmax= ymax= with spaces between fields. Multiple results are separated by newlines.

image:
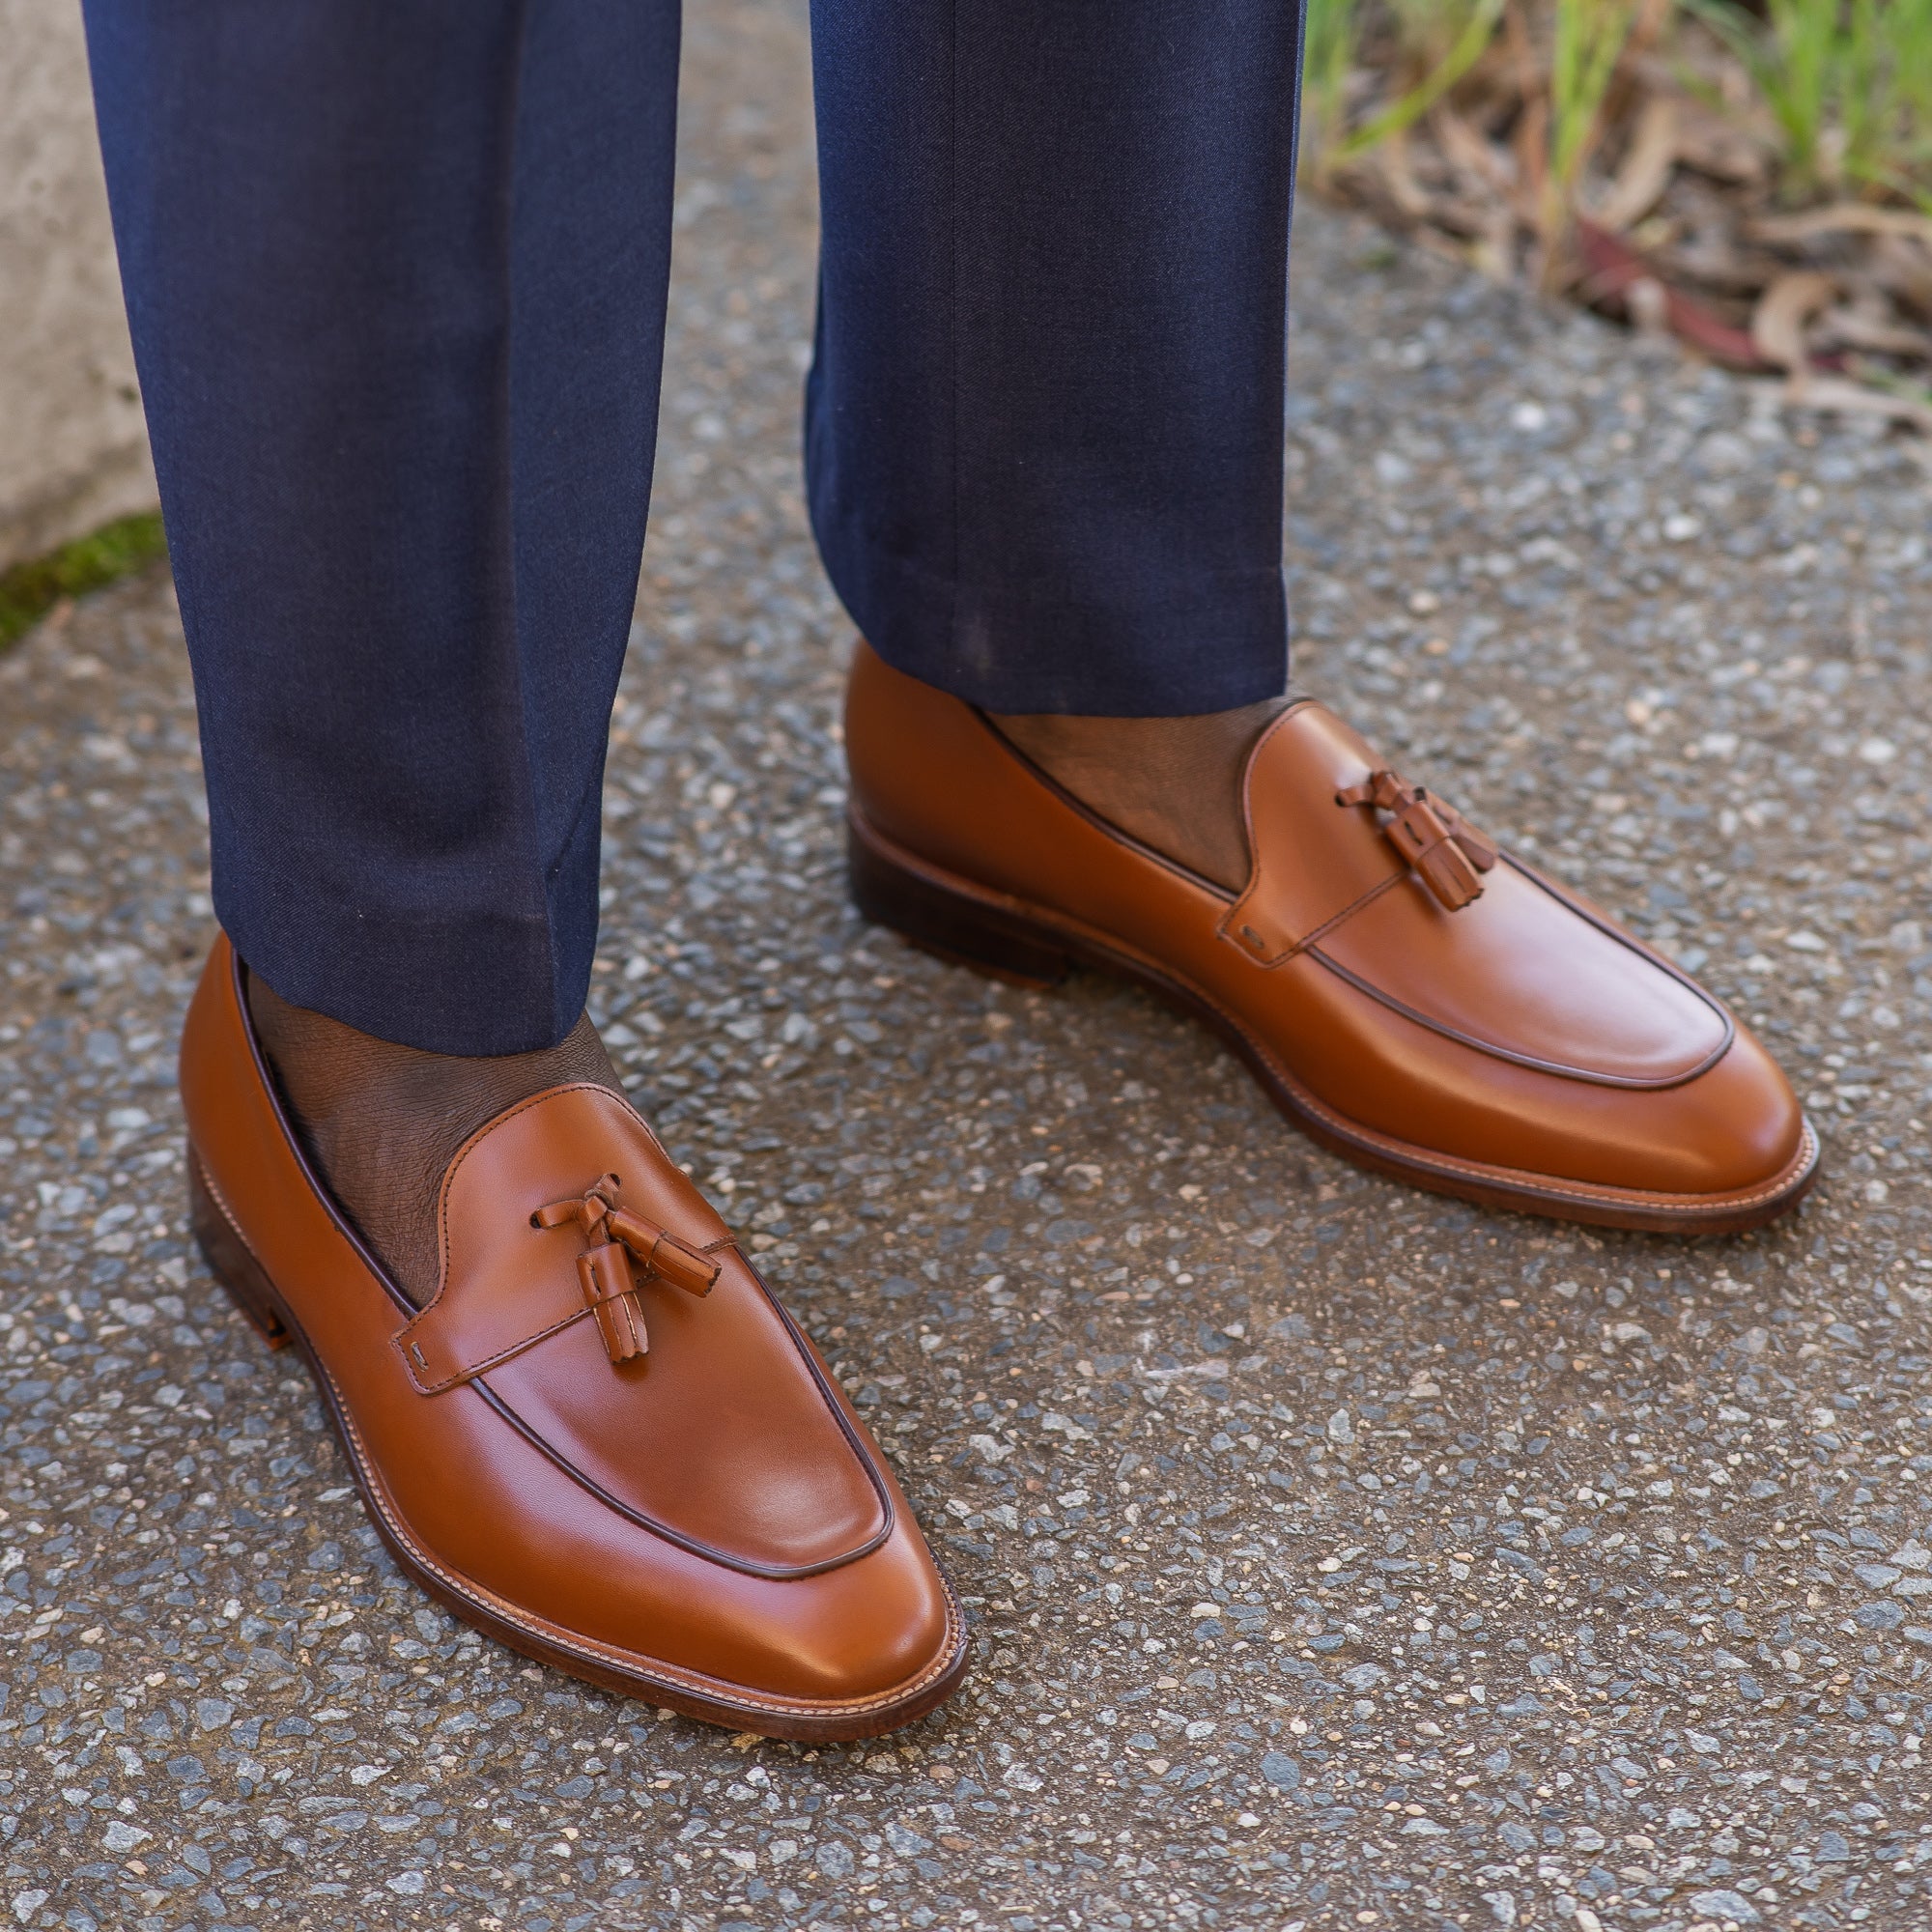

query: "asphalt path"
xmin=4 ymin=3 xmax=1930 ymax=1927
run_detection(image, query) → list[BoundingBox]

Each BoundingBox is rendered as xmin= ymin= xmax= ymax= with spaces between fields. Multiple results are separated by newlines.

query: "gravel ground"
xmin=5 ymin=4 xmax=1932 ymax=1929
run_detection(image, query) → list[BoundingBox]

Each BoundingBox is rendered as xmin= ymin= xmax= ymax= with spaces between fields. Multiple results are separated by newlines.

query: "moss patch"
xmin=0 ymin=510 xmax=168 ymax=655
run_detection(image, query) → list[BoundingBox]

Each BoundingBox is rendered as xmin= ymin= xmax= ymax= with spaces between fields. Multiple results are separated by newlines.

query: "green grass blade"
xmin=1335 ymin=0 xmax=1508 ymax=162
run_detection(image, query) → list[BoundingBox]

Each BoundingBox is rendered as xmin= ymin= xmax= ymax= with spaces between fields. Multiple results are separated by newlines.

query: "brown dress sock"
xmin=245 ymin=974 xmax=622 ymax=1307
xmin=987 ymin=697 xmax=1292 ymax=893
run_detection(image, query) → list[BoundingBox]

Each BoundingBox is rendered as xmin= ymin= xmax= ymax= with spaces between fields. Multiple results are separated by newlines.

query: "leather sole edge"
xmin=847 ymin=807 xmax=1821 ymax=1237
xmin=186 ymin=1146 xmax=971 ymax=1741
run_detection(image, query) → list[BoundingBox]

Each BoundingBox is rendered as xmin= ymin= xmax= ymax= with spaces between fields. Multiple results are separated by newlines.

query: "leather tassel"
xmin=609 ymin=1208 xmax=720 ymax=1297
xmin=1387 ymin=796 xmax=1485 ymax=911
xmin=1444 ymin=810 xmax=1498 ymax=874
xmin=578 ymin=1241 xmax=649 ymax=1362
xmin=534 ymin=1179 xmax=719 ymax=1368
xmin=1337 ymin=768 xmax=1496 ymax=912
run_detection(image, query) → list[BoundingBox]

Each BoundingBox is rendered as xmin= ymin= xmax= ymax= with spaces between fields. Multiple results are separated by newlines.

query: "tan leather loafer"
xmin=845 ymin=643 xmax=1817 ymax=1234
xmin=180 ymin=935 xmax=967 ymax=1738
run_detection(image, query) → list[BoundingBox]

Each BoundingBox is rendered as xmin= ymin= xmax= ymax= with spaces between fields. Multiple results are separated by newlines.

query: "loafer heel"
xmin=848 ymin=809 xmax=1070 ymax=988
xmin=187 ymin=1146 xmax=290 ymax=1350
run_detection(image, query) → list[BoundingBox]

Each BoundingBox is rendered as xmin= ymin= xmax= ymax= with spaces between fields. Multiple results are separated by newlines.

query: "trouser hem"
xmin=812 ymin=515 xmax=1290 ymax=719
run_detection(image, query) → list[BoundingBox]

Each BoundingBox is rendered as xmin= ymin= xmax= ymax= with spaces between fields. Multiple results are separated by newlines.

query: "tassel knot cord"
xmin=531 ymin=1177 xmax=721 ymax=1362
xmin=1335 ymin=768 xmax=1497 ymax=912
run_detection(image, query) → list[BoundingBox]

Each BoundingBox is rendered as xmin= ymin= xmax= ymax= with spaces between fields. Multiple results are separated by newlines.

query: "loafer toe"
xmin=1602 ymin=1025 xmax=1810 ymax=1206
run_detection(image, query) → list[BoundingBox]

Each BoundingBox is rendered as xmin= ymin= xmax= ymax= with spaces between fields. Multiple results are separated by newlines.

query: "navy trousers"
xmin=82 ymin=0 xmax=1303 ymax=1055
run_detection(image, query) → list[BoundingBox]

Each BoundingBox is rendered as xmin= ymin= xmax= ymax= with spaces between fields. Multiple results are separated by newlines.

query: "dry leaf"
xmin=1750 ymin=271 xmax=1836 ymax=371
xmin=1503 ymin=0 xmax=1549 ymax=214
xmin=1784 ymin=371 xmax=1932 ymax=434
xmin=1471 ymin=199 xmax=1520 ymax=281
xmin=1378 ymin=128 xmax=1435 ymax=222
xmin=1626 ymin=276 xmax=1671 ymax=335
xmin=1576 ymin=218 xmax=1769 ymax=368
xmin=1628 ymin=0 xmax=1677 ymax=58
xmin=1656 ymin=222 xmax=1783 ymax=296
xmin=1666 ymin=100 xmax=1772 ymax=186
xmin=1750 ymin=206 xmax=1932 ymax=248
xmin=1866 ymin=235 xmax=1932 ymax=313
xmin=1434 ymin=104 xmax=1518 ymax=197
xmin=1812 ymin=303 xmax=1932 ymax=361
xmin=1593 ymin=95 xmax=1678 ymax=233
